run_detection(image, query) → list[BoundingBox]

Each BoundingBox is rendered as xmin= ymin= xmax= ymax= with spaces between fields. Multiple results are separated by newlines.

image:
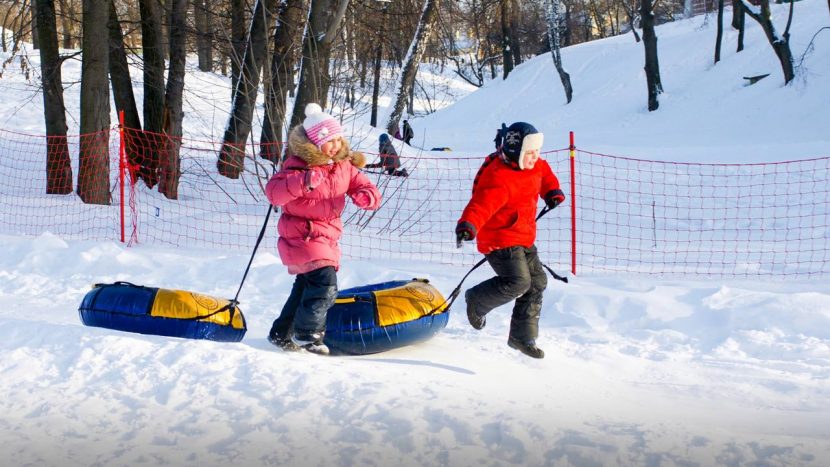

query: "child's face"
xmin=521 ymin=149 xmax=540 ymax=169
xmin=320 ymin=138 xmax=342 ymax=158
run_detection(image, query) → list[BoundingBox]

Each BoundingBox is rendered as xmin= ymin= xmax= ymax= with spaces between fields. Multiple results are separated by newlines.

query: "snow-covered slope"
xmin=415 ymin=1 xmax=830 ymax=162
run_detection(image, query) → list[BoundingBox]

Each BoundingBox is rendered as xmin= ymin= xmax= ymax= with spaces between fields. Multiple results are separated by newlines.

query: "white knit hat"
xmin=302 ymin=103 xmax=343 ymax=148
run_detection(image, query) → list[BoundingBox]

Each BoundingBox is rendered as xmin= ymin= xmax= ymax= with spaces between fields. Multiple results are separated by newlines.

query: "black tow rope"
xmin=223 ymin=205 xmax=275 ymax=321
xmin=440 ymin=206 xmax=569 ymax=313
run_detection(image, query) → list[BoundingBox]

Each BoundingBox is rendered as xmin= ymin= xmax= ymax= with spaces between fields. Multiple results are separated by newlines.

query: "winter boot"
xmin=465 ymin=289 xmax=486 ymax=330
xmin=292 ymin=332 xmax=330 ymax=356
xmin=268 ymin=333 xmax=301 ymax=352
xmin=508 ymin=336 xmax=545 ymax=359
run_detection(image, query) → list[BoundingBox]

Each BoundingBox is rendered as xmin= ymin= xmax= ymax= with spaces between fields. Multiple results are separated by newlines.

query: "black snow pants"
xmin=269 ymin=266 xmax=338 ymax=340
xmin=466 ymin=245 xmax=547 ymax=341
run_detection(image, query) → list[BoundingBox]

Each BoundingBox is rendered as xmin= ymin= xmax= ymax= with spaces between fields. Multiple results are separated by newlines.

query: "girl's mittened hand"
xmin=305 ymin=169 xmax=325 ymax=191
xmin=352 ymin=190 xmax=375 ymax=209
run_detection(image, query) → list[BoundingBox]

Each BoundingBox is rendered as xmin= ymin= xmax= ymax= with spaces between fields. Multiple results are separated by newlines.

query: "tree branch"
xmin=323 ymin=0 xmax=351 ymax=44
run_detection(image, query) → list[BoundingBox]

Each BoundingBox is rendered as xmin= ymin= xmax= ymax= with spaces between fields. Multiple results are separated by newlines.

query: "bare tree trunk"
xmin=715 ymin=0 xmax=724 ymax=63
xmin=500 ymin=0 xmax=513 ymax=79
xmin=159 ymin=0 xmax=187 ymax=199
xmin=108 ymin=0 xmax=156 ymax=188
xmin=35 ymin=0 xmax=72 ymax=194
xmin=78 ymin=0 xmax=110 ymax=205
xmin=640 ymin=0 xmax=661 ymax=111
xmin=261 ymin=0 xmax=305 ymax=163
xmin=195 ymin=0 xmax=212 ymax=72
xmin=510 ymin=0 xmax=521 ymax=66
xmin=741 ymin=0 xmax=794 ymax=84
xmin=370 ymin=45 xmax=381 ymax=127
xmin=731 ymin=0 xmax=741 ymax=28
xmin=57 ymin=0 xmax=72 ymax=48
xmin=736 ymin=3 xmax=745 ymax=52
xmin=139 ymin=0 xmax=164 ymax=134
xmin=732 ymin=0 xmax=745 ymax=52
xmin=289 ymin=0 xmax=351 ymax=129
xmin=231 ymin=0 xmax=246 ymax=96
xmin=545 ymin=0 xmax=572 ymax=103
xmin=218 ymin=0 xmax=280 ymax=178
xmin=5 ymin=0 xmax=25 ymax=48
xmin=622 ymin=0 xmax=641 ymax=42
xmin=136 ymin=0 xmax=164 ymax=189
xmin=108 ymin=0 xmax=140 ymax=132
xmin=386 ymin=0 xmax=440 ymax=136
xmin=31 ymin=4 xmax=39 ymax=49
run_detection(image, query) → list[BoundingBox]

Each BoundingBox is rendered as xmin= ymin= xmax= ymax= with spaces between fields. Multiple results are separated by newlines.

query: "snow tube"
xmin=78 ymin=282 xmax=246 ymax=342
xmin=325 ymin=278 xmax=449 ymax=355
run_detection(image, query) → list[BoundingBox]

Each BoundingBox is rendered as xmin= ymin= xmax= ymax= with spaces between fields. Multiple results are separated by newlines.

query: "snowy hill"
xmin=414 ymin=1 xmax=830 ymax=162
xmin=0 ymin=1 xmax=829 ymax=466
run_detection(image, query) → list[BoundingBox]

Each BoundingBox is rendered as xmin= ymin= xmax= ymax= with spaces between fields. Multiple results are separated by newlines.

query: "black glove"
xmin=455 ymin=221 xmax=476 ymax=248
xmin=544 ymin=189 xmax=565 ymax=209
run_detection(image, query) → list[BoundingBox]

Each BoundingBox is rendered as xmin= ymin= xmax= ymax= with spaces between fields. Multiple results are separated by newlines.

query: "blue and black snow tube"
xmin=78 ymin=282 xmax=246 ymax=342
xmin=324 ymin=278 xmax=449 ymax=355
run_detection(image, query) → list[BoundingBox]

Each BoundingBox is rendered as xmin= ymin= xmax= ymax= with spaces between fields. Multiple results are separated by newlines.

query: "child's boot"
xmin=268 ymin=333 xmax=301 ymax=352
xmin=292 ymin=332 xmax=330 ymax=356
xmin=508 ymin=336 xmax=545 ymax=359
xmin=465 ymin=289 xmax=486 ymax=330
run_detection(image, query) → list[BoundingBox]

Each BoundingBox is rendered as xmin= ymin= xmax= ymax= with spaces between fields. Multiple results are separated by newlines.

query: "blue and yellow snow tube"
xmin=78 ymin=282 xmax=246 ymax=342
xmin=325 ymin=278 xmax=449 ymax=355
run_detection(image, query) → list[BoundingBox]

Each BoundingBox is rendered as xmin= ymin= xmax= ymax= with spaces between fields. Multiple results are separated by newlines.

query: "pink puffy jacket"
xmin=266 ymin=126 xmax=381 ymax=274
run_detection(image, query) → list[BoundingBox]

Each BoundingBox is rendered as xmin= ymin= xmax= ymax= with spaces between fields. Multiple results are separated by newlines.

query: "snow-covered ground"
xmin=0 ymin=1 xmax=828 ymax=465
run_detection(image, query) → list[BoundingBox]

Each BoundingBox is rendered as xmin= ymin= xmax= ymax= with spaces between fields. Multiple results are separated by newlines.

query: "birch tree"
xmin=545 ymin=0 xmax=572 ymax=103
xmin=385 ymin=0 xmax=440 ymax=138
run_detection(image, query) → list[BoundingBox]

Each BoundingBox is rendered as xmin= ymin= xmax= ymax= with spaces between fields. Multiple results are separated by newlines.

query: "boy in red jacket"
xmin=455 ymin=122 xmax=565 ymax=359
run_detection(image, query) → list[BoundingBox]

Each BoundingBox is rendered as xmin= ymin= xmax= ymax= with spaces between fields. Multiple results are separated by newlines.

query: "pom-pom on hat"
xmin=496 ymin=122 xmax=544 ymax=170
xmin=303 ymin=103 xmax=343 ymax=148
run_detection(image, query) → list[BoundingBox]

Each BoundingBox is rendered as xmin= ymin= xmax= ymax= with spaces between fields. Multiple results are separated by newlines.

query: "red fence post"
xmin=569 ymin=131 xmax=576 ymax=275
xmin=119 ymin=111 xmax=126 ymax=243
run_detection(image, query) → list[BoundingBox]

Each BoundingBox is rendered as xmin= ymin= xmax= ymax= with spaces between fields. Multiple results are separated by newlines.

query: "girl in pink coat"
xmin=265 ymin=103 xmax=381 ymax=355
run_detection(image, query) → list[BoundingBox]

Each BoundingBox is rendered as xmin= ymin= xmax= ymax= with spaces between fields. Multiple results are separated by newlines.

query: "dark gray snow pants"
xmin=466 ymin=245 xmax=547 ymax=341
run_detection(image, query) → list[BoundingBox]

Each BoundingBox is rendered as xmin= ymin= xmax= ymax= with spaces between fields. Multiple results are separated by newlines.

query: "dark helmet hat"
xmin=494 ymin=122 xmax=544 ymax=169
xmin=379 ymin=133 xmax=390 ymax=143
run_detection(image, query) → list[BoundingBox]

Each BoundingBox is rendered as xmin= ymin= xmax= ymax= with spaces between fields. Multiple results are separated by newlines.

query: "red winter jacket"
xmin=458 ymin=153 xmax=562 ymax=254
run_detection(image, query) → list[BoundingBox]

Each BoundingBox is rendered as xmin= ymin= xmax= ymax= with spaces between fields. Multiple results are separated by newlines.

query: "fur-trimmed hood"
xmin=287 ymin=125 xmax=367 ymax=168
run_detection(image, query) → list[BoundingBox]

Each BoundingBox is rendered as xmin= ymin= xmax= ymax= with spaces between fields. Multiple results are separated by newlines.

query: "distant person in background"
xmin=366 ymin=134 xmax=408 ymax=177
xmin=402 ymin=119 xmax=414 ymax=145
